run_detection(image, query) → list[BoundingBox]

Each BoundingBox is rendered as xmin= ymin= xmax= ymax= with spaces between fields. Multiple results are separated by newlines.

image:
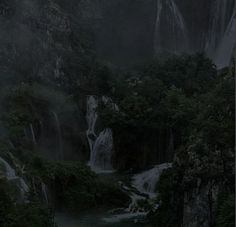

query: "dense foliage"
xmin=26 ymin=157 xmax=130 ymax=211
xmin=0 ymin=179 xmax=54 ymax=227
xmin=0 ymin=1 xmax=234 ymax=225
xmin=97 ymin=54 xmax=235 ymax=226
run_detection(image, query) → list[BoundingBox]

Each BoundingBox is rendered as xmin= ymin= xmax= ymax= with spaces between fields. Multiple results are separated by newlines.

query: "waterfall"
xmin=205 ymin=0 xmax=231 ymax=57
xmin=102 ymin=96 xmax=119 ymax=111
xmin=0 ymin=156 xmax=16 ymax=179
xmin=213 ymin=13 xmax=236 ymax=68
xmin=41 ymin=182 xmax=49 ymax=204
xmin=90 ymin=128 xmax=113 ymax=170
xmin=52 ymin=111 xmax=63 ymax=160
xmin=205 ymin=0 xmax=235 ymax=68
xmin=29 ymin=123 xmax=37 ymax=145
xmin=86 ymin=96 xmax=98 ymax=153
xmin=132 ymin=163 xmax=172 ymax=199
xmin=154 ymin=0 xmax=189 ymax=54
xmin=0 ymin=157 xmax=29 ymax=201
xmin=108 ymin=163 xmax=172 ymax=217
xmin=86 ymin=95 xmax=114 ymax=173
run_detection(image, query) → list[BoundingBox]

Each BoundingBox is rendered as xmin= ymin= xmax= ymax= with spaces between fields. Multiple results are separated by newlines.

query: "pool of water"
xmin=55 ymin=209 xmax=151 ymax=227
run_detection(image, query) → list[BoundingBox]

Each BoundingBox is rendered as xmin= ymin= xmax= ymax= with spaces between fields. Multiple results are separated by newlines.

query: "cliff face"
xmin=0 ymin=0 xmax=90 ymax=161
xmin=79 ymin=0 xmax=235 ymax=67
xmin=0 ymin=0 xmax=234 ymax=72
xmin=92 ymin=0 xmax=157 ymax=66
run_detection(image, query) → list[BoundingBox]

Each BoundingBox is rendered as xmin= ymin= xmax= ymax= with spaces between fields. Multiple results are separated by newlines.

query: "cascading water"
xmin=154 ymin=0 xmax=189 ymax=54
xmin=213 ymin=13 xmax=236 ymax=68
xmin=103 ymin=163 xmax=173 ymax=224
xmin=86 ymin=95 xmax=114 ymax=173
xmin=0 ymin=156 xmax=16 ymax=179
xmin=0 ymin=156 xmax=29 ymax=202
xmin=205 ymin=0 xmax=233 ymax=57
xmin=41 ymin=182 xmax=49 ymax=204
xmin=132 ymin=163 xmax=172 ymax=199
xmin=91 ymin=128 xmax=113 ymax=171
xmin=86 ymin=96 xmax=98 ymax=153
xmin=153 ymin=0 xmax=234 ymax=68
xmin=30 ymin=123 xmax=37 ymax=145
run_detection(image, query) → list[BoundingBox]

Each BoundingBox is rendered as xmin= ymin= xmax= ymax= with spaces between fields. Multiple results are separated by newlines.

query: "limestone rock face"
xmin=77 ymin=0 xmax=235 ymax=67
xmin=183 ymin=181 xmax=219 ymax=227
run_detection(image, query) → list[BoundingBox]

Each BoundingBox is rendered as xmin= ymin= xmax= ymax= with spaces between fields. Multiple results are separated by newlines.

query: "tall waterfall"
xmin=213 ymin=13 xmax=236 ymax=68
xmin=205 ymin=0 xmax=232 ymax=57
xmin=0 ymin=157 xmax=29 ymax=201
xmin=154 ymin=0 xmax=189 ymax=54
xmin=86 ymin=96 xmax=114 ymax=172
xmin=205 ymin=0 xmax=235 ymax=67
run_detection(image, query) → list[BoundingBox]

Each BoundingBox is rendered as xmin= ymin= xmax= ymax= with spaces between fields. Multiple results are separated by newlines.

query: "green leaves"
xmin=216 ymin=193 xmax=235 ymax=227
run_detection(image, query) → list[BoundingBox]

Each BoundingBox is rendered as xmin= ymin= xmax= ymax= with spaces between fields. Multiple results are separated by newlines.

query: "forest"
xmin=0 ymin=0 xmax=235 ymax=227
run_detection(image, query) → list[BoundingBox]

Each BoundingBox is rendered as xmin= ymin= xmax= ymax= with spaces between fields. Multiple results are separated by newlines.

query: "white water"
xmin=206 ymin=0 xmax=230 ymax=57
xmin=0 ymin=156 xmax=29 ymax=201
xmin=154 ymin=0 xmax=189 ymax=54
xmin=205 ymin=0 xmax=235 ymax=68
xmin=109 ymin=162 xmax=172 ymax=221
xmin=86 ymin=96 xmax=114 ymax=173
xmin=214 ymin=13 xmax=236 ymax=68
xmin=86 ymin=96 xmax=98 ymax=153
xmin=0 ymin=156 xmax=16 ymax=179
xmin=30 ymin=123 xmax=37 ymax=145
xmin=41 ymin=182 xmax=49 ymax=204
xmin=132 ymin=163 xmax=172 ymax=199
xmin=90 ymin=128 xmax=113 ymax=171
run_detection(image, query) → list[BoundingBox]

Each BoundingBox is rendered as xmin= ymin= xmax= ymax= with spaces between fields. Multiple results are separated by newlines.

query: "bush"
xmin=216 ymin=193 xmax=235 ymax=227
xmin=0 ymin=179 xmax=54 ymax=227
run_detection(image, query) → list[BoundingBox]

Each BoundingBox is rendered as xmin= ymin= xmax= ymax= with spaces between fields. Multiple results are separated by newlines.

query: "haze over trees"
xmin=0 ymin=0 xmax=235 ymax=227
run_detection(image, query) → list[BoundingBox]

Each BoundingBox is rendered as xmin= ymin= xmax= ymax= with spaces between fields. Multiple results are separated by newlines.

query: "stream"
xmin=55 ymin=163 xmax=171 ymax=227
xmin=55 ymin=96 xmax=171 ymax=227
